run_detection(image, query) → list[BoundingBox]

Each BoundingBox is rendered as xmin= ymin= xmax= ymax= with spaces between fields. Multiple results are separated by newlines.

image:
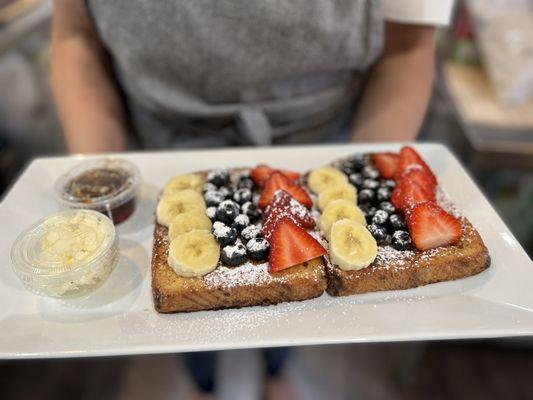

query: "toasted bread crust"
xmin=326 ymin=219 xmax=490 ymax=296
xmin=151 ymin=223 xmax=327 ymax=313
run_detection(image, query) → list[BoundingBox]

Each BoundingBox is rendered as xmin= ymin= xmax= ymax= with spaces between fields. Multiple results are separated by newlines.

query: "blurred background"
xmin=0 ymin=0 xmax=532 ymax=399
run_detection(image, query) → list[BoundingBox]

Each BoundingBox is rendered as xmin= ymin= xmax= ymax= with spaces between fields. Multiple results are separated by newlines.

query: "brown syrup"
xmin=65 ymin=168 xmax=129 ymax=202
xmin=65 ymin=167 xmax=135 ymax=224
xmin=103 ymin=197 xmax=136 ymax=225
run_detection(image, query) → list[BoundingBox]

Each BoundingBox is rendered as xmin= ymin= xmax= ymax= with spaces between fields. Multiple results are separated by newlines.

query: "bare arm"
xmin=51 ymin=0 xmax=127 ymax=153
xmin=351 ymin=22 xmax=436 ymax=142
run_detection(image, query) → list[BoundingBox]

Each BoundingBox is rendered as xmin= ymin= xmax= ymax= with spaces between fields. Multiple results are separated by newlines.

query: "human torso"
xmin=86 ymin=0 xmax=384 ymax=147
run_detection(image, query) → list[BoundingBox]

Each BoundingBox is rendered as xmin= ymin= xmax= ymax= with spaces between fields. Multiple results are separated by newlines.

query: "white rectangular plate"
xmin=1 ymin=143 xmax=532 ymax=359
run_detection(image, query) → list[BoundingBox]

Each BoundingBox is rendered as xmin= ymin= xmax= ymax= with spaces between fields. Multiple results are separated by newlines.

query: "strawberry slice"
xmin=258 ymin=171 xmax=312 ymax=209
xmin=263 ymin=190 xmax=315 ymax=240
xmin=395 ymin=146 xmax=437 ymax=185
xmin=263 ymin=207 xmax=295 ymax=241
xmin=371 ymin=152 xmax=399 ymax=179
xmin=264 ymin=190 xmax=315 ymax=228
xmin=391 ymin=185 xmax=404 ymax=210
xmin=401 ymin=182 xmax=435 ymax=212
xmin=391 ymin=178 xmax=435 ymax=212
xmin=406 ymin=202 xmax=462 ymax=251
xmin=251 ymin=165 xmax=300 ymax=187
xmin=269 ymin=218 xmax=327 ymax=273
xmin=397 ymin=169 xmax=436 ymax=195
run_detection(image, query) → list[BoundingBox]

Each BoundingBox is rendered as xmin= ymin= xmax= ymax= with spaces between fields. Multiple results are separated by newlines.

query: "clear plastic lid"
xmin=11 ymin=209 xmax=119 ymax=298
xmin=54 ymin=157 xmax=141 ymax=212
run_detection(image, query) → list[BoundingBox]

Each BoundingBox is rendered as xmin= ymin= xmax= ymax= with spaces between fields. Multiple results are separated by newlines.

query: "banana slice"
xmin=168 ymin=211 xmax=212 ymax=240
xmin=329 ymin=219 xmax=377 ymax=271
xmin=168 ymin=231 xmax=220 ymax=278
xmin=163 ymin=173 xmax=204 ymax=195
xmin=307 ymin=167 xmax=348 ymax=194
xmin=317 ymin=183 xmax=357 ymax=211
xmin=319 ymin=199 xmax=366 ymax=239
xmin=157 ymin=189 xmax=206 ymax=227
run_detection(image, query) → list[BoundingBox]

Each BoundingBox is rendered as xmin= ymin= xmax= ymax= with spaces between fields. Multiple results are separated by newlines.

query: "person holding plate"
xmin=50 ymin=1 xmax=454 ymax=399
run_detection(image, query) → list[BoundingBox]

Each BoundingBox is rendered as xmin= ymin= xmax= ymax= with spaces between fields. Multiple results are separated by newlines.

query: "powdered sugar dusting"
xmin=266 ymin=190 xmax=310 ymax=220
xmin=222 ymin=242 xmax=246 ymax=258
xmin=246 ymin=238 xmax=269 ymax=252
xmin=204 ymin=262 xmax=273 ymax=290
xmin=373 ymin=245 xmax=415 ymax=272
xmin=234 ymin=214 xmax=250 ymax=226
xmin=288 ymin=196 xmax=308 ymax=219
xmin=263 ymin=190 xmax=315 ymax=240
xmin=213 ymin=221 xmax=231 ymax=236
xmin=241 ymin=224 xmax=261 ymax=241
xmin=418 ymin=247 xmax=442 ymax=262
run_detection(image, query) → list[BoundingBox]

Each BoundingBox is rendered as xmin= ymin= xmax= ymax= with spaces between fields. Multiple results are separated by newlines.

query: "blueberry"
xmin=216 ymin=200 xmax=240 ymax=225
xmin=379 ymin=201 xmax=396 ymax=214
xmin=241 ymin=201 xmax=263 ymax=222
xmin=346 ymin=154 xmax=366 ymax=172
xmin=340 ymin=163 xmax=355 ymax=176
xmin=391 ymin=230 xmax=412 ymax=251
xmin=239 ymin=170 xmax=251 ymax=179
xmin=348 ymin=173 xmax=363 ymax=189
xmin=207 ymin=169 xmax=230 ymax=187
xmin=232 ymin=214 xmax=250 ymax=233
xmin=241 ymin=224 xmax=261 ymax=242
xmin=376 ymin=187 xmax=392 ymax=202
xmin=218 ymin=186 xmax=235 ymax=199
xmin=238 ymin=178 xmax=255 ymax=190
xmin=389 ymin=214 xmax=407 ymax=230
xmin=359 ymin=203 xmax=377 ymax=223
xmin=213 ymin=223 xmax=238 ymax=246
xmin=204 ymin=190 xmax=225 ymax=207
xmin=362 ymin=165 xmax=380 ymax=180
xmin=363 ymin=179 xmax=380 ymax=190
xmin=382 ymin=179 xmax=396 ymax=189
xmin=246 ymin=238 xmax=270 ymax=261
xmin=372 ymin=210 xmax=389 ymax=226
xmin=203 ymin=182 xmax=218 ymax=193
xmin=233 ymin=188 xmax=252 ymax=205
xmin=358 ymin=189 xmax=375 ymax=203
xmin=367 ymin=224 xmax=390 ymax=245
xmin=221 ymin=243 xmax=247 ymax=266
xmin=205 ymin=206 xmax=217 ymax=221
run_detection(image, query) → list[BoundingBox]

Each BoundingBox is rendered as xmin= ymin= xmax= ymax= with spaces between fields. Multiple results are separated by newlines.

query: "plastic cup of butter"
xmin=11 ymin=209 xmax=119 ymax=298
xmin=54 ymin=158 xmax=141 ymax=224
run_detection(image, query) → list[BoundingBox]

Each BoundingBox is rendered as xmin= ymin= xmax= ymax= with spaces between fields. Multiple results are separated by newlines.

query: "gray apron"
xmin=85 ymin=0 xmax=384 ymax=148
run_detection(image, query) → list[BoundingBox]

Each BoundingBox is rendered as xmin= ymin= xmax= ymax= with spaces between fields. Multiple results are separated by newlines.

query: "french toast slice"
xmin=152 ymin=223 xmax=326 ymax=313
xmin=151 ymin=168 xmax=327 ymax=313
xmin=311 ymin=153 xmax=491 ymax=297
xmin=326 ymin=219 xmax=490 ymax=296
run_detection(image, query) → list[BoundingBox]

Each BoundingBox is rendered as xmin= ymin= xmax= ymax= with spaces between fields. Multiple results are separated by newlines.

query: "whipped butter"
xmin=40 ymin=212 xmax=107 ymax=266
xmin=11 ymin=210 xmax=119 ymax=298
